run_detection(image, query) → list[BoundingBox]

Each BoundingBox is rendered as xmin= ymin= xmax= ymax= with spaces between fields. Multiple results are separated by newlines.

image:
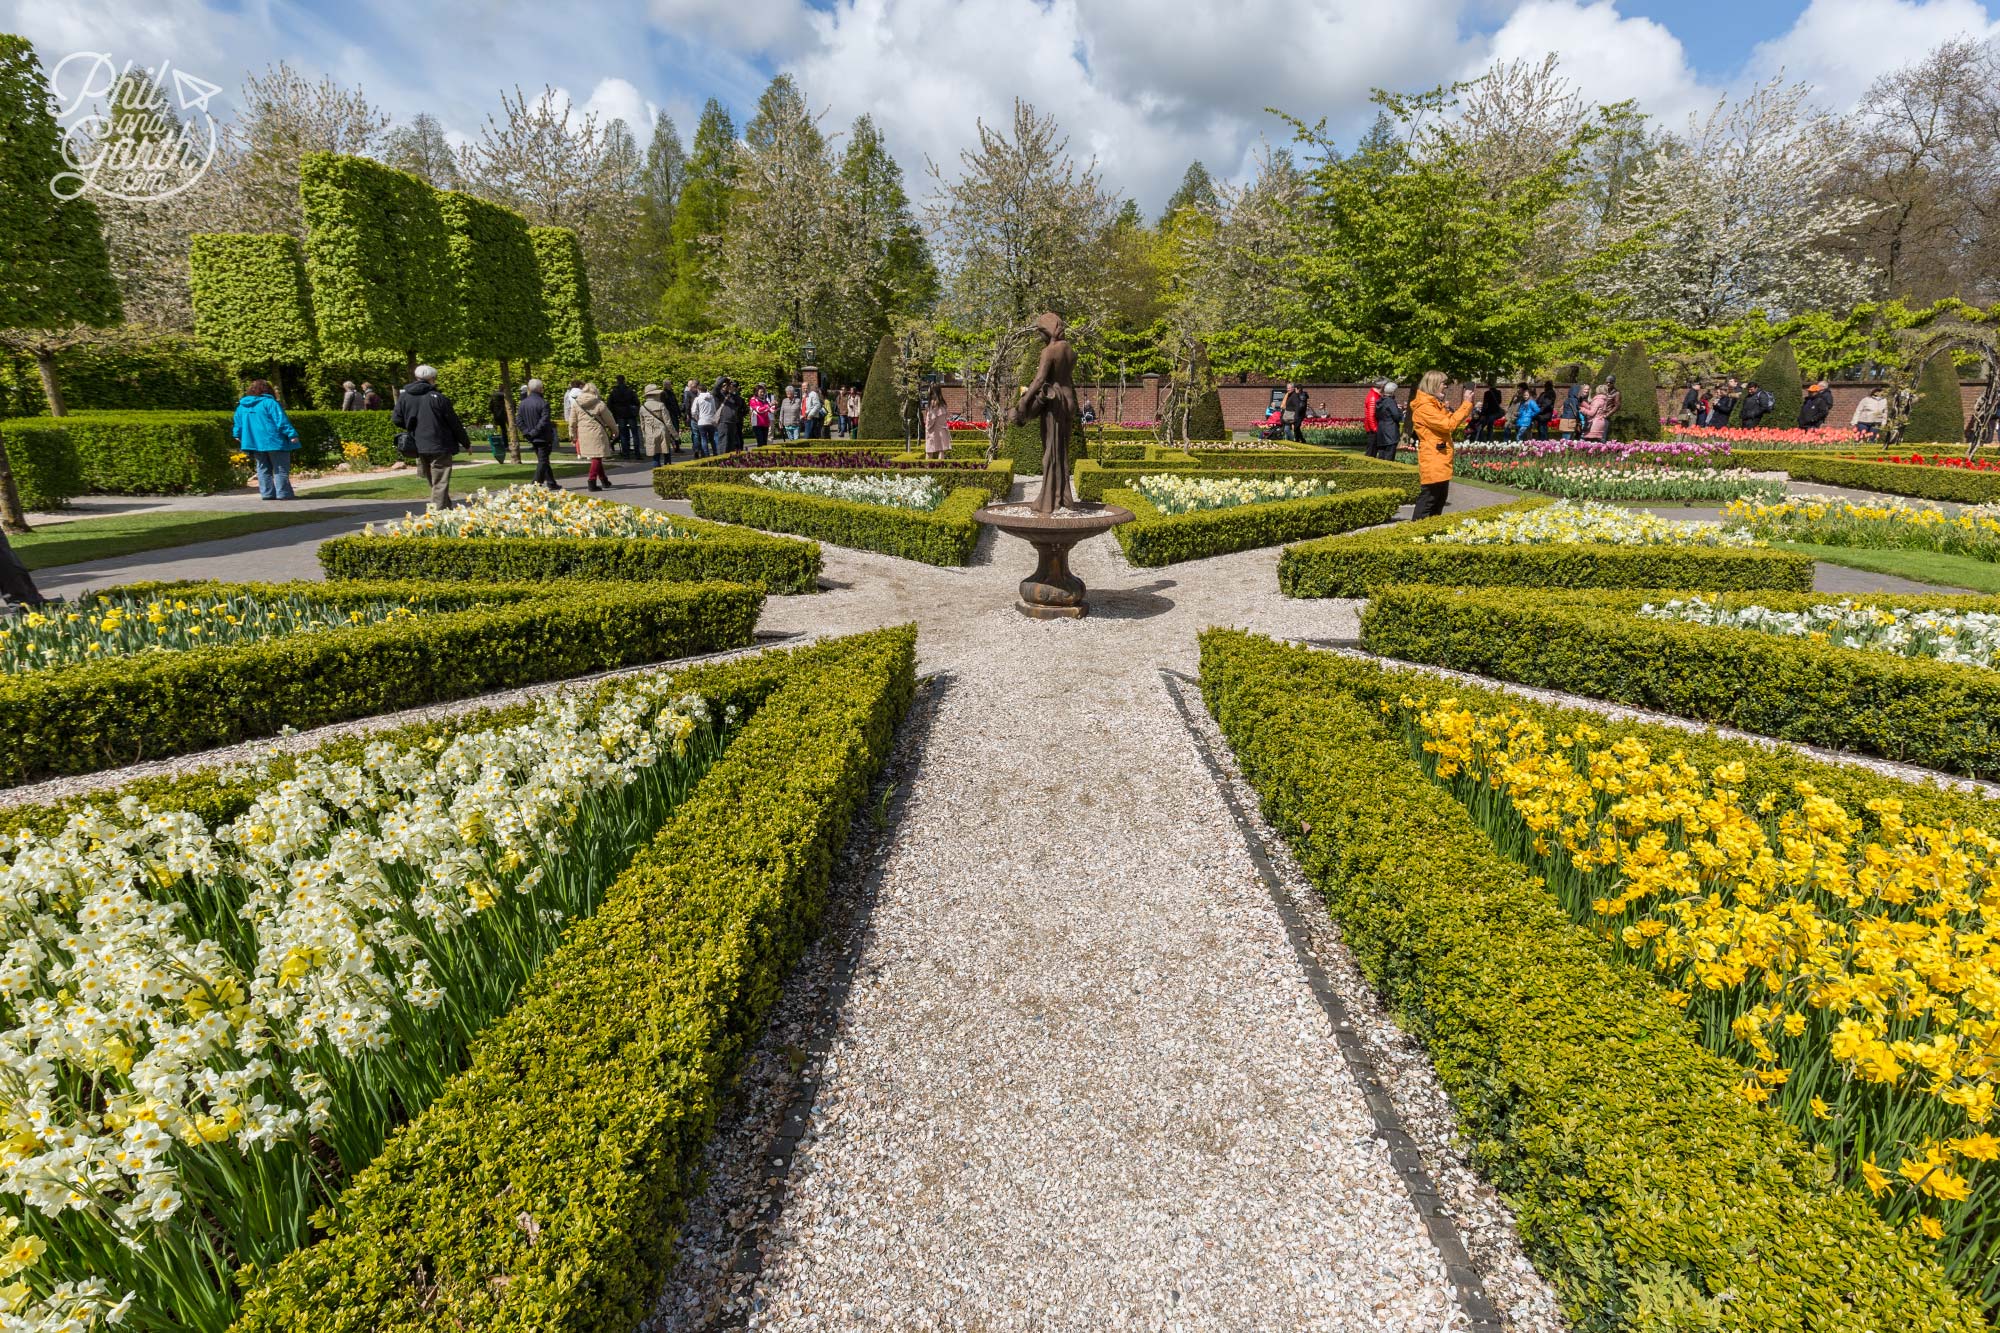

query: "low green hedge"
xmin=230 ymin=627 xmax=916 ymax=1333
xmin=1776 ymin=454 xmax=2000 ymax=504
xmin=1277 ymin=499 xmax=1814 ymax=596
xmin=2 ymin=578 xmax=763 ymax=788
xmin=1197 ymin=629 xmax=1983 ymax=1333
xmin=688 ymin=482 xmax=986 ymax=566
xmin=0 ymin=411 xmax=240 ymax=494
xmin=1103 ymin=485 xmax=1402 ymax=566
xmin=652 ymin=453 xmax=1013 ymax=504
xmin=1 ymin=420 xmax=86 ymax=510
xmin=291 ymin=409 xmax=400 ymax=468
xmin=317 ymin=516 xmax=820 ymax=593
xmin=1362 ymin=585 xmax=2000 ymax=778
xmin=1072 ymin=457 xmax=1418 ymax=504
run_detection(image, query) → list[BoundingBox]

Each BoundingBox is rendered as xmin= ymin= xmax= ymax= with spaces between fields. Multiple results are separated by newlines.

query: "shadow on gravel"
xmin=1089 ymin=577 xmax=1176 ymax=620
xmin=640 ymin=670 xmax=956 ymax=1333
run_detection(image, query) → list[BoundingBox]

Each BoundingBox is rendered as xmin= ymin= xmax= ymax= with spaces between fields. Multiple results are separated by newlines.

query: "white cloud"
xmin=1473 ymin=0 xmax=1718 ymax=129
xmin=582 ymin=77 xmax=658 ymax=135
xmin=1750 ymin=0 xmax=2000 ymax=102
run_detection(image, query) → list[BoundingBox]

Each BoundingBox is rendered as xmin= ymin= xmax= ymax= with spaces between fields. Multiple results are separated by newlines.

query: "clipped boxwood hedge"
xmin=1776 ymin=454 xmax=2000 ymax=504
xmin=317 ymin=515 xmax=820 ymax=593
xmin=1362 ymin=584 xmax=2000 ymax=778
xmin=1 ymin=419 xmax=85 ymax=510
xmin=688 ymin=482 xmax=986 ymax=566
xmin=3 ymin=578 xmax=762 ymax=788
xmin=1197 ymin=630 xmax=1984 ymax=1333
xmin=1102 ymin=485 xmax=1402 ymax=566
xmin=291 ymin=409 xmax=400 ymax=468
xmin=230 ymin=627 xmax=916 ymax=1333
xmin=1277 ymin=499 xmax=1814 ymax=597
xmin=652 ymin=451 xmax=1013 ymax=504
xmin=0 ymin=411 xmax=238 ymax=495
xmin=1072 ymin=457 xmax=1419 ymax=504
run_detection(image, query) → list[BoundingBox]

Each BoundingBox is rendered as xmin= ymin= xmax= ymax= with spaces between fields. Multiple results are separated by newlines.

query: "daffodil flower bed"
xmin=1640 ymin=596 xmax=2000 ymax=668
xmin=367 ymin=484 xmax=693 ymax=540
xmin=1131 ymin=473 xmax=1339 ymax=515
xmin=1455 ymin=461 xmax=1784 ymax=504
xmin=1 ymin=592 xmax=428 ymax=675
xmin=746 ymin=470 xmax=946 ymax=511
xmin=1728 ymin=495 xmax=2000 ymax=561
xmin=0 ymin=677 xmax=732 ymax=1332
xmin=1425 ymin=499 xmax=1759 ymax=547
xmin=1401 ymin=694 xmax=2000 ymax=1289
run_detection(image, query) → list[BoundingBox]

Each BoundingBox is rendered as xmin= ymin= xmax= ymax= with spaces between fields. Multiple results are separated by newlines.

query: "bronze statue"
xmin=1012 ymin=311 xmax=1080 ymax=514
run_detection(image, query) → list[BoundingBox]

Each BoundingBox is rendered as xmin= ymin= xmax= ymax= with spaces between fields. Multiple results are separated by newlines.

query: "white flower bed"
xmin=748 ymin=471 xmax=946 ymax=511
xmin=368 ymin=485 xmax=692 ymax=539
xmin=1639 ymin=596 xmax=2000 ymax=668
xmin=1133 ymin=473 xmax=1339 ymax=516
xmin=1424 ymin=500 xmax=1759 ymax=548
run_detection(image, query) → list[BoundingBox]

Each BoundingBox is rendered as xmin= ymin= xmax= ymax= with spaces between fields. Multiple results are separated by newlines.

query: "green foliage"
xmin=288 ymin=409 xmax=400 ymax=468
xmin=659 ymin=98 xmax=736 ymax=332
xmin=0 ymin=36 xmax=121 ymax=335
xmin=299 ymin=153 xmax=458 ymax=361
xmin=316 ymin=519 xmax=821 ymax=594
xmin=1183 ymin=382 xmax=1226 ymax=441
xmin=1071 ymin=456 xmax=1417 ymax=503
xmin=0 ymin=421 xmax=83 ymax=509
xmin=1360 ymin=585 xmax=2000 ymax=780
xmin=1000 ymin=423 xmax=1044 ymax=474
xmin=229 ymin=628 xmax=915 ymax=1333
xmin=1605 ymin=341 xmax=1664 ymax=441
xmin=1778 ymin=454 xmax=2000 ymax=503
xmin=530 ymin=226 xmax=600 ymax=365
xmin=1 ymin=578 xmax=762 ymax=788
xmin=188 ymin=234 xmax=319 ymax=371
xmin=1195 ymin=630 xmax=1984 ymax=1333
xmin=652 ymin=453 xmax=1014 ymax=504
xmin=1103 ymin=486 xmax=1403 ymax=566
xmin=1747 ymin=337 xmax=1804 ymax=429
xmin=857 ymin=334 xmax=904 ymax=443
xmin=437 ymin=191 xmax=550 ymax=362
xmin=0 ymin=333 xmax=235 ymax=417
xmin=0 ymin=412 xmax=237 ymax=494
xmin=1275 ymin=499 xmax=1815 ymax=596
xmin=1904 ymin=353 xmax=1967 ymax=444
xmin=688 ymin=482 xmax=986 ymax=566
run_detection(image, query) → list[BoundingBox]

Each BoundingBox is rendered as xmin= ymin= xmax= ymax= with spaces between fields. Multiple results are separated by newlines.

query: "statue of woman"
xmin=1012 ymin=312 xmax=1080 ymax=514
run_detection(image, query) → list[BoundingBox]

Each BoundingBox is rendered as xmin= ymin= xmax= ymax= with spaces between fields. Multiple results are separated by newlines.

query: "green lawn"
xmin=1780 ymin=542 xmax=2000 ymax=593
xmin=309 ymin=462 xmax=586 ymax=500
xmin=11 ymin=507 xmax=353 ymax=570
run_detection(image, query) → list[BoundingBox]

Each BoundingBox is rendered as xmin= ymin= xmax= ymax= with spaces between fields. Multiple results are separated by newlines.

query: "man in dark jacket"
xmin=1799 ymin=380 xmax=1833 ymax=430
xmin=514 ymin=378 xmax=560 ymax=490
xmin=607 ymin=375 xmax=641 ymax=459
xmin=1372 ymin=381 xmax=1403 ymax=459
xmin=1712 ymin=379 xmax=1740 ymax=426
xmin=1281 ymin=383 xmax=1309 ymax=442
xmin=392 ymin=365 xmax=470 ymax=510
xmin=486 ymin=384 xmax=513 ymax=462
xmin=1679 ymin=383 xmax=1703 ymax=426
xmin=1738 ymin=380 xmax=1775 ymax=429
xmin=0 ymin=531 xmax=46 ymax=608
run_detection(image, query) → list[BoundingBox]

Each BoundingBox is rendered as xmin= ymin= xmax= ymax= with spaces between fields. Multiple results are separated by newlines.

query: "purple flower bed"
xmin=704 ymin=451 xmax=989 ymax=471
xmin=1409 ymin=440 xmax=1734 ymax=468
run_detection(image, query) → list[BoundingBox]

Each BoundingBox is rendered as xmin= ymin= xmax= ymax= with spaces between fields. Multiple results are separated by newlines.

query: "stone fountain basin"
xmin=974 ymin=501 xmax=1134 ymax=541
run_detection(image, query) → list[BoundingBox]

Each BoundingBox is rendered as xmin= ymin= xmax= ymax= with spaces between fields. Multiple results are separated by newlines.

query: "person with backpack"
xmin=1799 ymin=380 xmax=1834 ymax=430
xmin=393 ymin=365 xmax=471 ymax=510
xmin=514 ymin=379 xmax=560 ymax=489
xmin=607 ymin=375 xmax=641 ymax=458
xmin=1738 ymin=380 xmax=1775 ymax=429
xmin=233 ymin=378 xmax=302 ymax=501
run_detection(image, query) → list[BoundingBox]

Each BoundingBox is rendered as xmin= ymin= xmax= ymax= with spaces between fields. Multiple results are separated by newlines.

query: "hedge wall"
xmin=0 ymin=333 xmax=234 ymax=418
xmin=652 ymin=453 xmax=1014 ymax=504
xmin=1775 ymin=454 xmax=2000 ymax=504
xmin=300 ymin=152 xmax=458 ymax=362
xmin=317 ymin=519 xmax=821 ymax=594
xmin=188 ymin=233 xmax=319 ymax=371
xmin=230 ymin=627 xmax=916 ymax=1333
xmin=1361 ymin=585 xmax=2000 ymax=778
xmin=1197 ymin=630 xmax=1983 ymax=1333
xmin=688 ymin=482 xmax=986 ymax=566
xmin=0 ymin=411 xmax=238 ymax=495
xmin=1 ymin=419 xmax=84 ymax=510
xmin=3 ymin=578 xmax=762 ymax=788
xmin=290 ymin=409 xmax=400 ymax=467
xmin=439 ymin=191 xmax=549 ymax=364
xmin=1277 ymin=500 xmax=1814 ymax=597
xmin=1102 ymin=486 xmax=1403 ymax=567
xmin=531 ymin=226 xmax=599 ymax=366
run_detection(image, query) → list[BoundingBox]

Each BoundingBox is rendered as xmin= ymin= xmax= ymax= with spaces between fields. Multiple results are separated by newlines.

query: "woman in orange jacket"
xmin=1409 ymin=370 xmax=1475 ymax=520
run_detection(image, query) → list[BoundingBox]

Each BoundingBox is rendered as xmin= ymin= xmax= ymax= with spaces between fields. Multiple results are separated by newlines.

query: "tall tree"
xmin=840 ymin=114 xmax=937 ymax=343
xmin=225 ymin=62 xmax=391 ymax=237
xmin=90 ymin=70 xmax=203 ymax=330
xmin=660 ymin=99 xmax=736 ymax=331
xmin=0 ymin=36 xmax=122 ymax=528
xmin=622 ymin=111 xmax=686 ymax=319
xmin=1158 ymin=161 xmax=1217 ymax=224
xmin=383 ymin=112 xmax=462 ymax=189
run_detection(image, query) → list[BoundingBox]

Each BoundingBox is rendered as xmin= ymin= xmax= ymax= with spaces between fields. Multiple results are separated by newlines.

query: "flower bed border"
xmin=1362 ymin=585 xmax=2000 ymax=779
xmin=1771 ymin=454 xmax=2000 ymax=505
xmin=1072 ymin=456 xmax=1418 ymax=503
xmin=230 ymin=627 xmax=916 ymax=1333
xmin=2 ymin=577 xmax=762 ymax=788
xmin=1197 ymin=629 xmax=1983 ymax=1333
xmin=1277 ymin=499 xmax=1814 ymax=597
xmin=317 ymin=513 xmax=819 ymax=593
xmin=651 ymin=452 xmax=1013 ymax=503
xmin=687 ymin=482 xmax=987 ymax=566
xmin=1102 ymin=485 xmax=1403 ymax=566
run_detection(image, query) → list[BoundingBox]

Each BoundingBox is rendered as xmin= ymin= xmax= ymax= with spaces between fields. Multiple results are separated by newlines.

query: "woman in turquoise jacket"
xmin=233 ymin=379 xmax=301 ymax=500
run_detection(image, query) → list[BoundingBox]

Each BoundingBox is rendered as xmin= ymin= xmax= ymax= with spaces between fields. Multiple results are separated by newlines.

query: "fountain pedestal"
xmin=974 ymin=502 xmax=1134 ymax=619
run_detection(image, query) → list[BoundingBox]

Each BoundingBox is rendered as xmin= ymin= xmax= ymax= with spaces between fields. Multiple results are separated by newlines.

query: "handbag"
xmin=1556 ymin=416 xmax=1577 ymax=434
xmin=395 ymin=430 xmax=420 ymax=459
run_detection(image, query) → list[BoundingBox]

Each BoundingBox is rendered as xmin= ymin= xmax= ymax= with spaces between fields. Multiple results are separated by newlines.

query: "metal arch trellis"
xmin=1886 ymin=320 xmax=2000 ymax=456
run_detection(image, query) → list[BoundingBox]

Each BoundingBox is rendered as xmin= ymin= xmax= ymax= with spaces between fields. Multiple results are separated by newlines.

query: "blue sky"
xmin=6 ymin=0 xmax=1998 ymax=210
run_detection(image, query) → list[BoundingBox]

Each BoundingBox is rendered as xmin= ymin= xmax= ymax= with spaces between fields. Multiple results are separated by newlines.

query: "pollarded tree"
xmin=531 ymin=226 xmax=599 ymax=367
xmin=188 ymin=233 xmax=318 ymax=392
xmin=1746 ymin=337 xmax=1804 ymax=429
xmin=0 ymin=35 xmax=123 ymax=530
xmin=299 ymin=152 xmax=457 ymax=376
xmin=1903 ymin=352 xmax=1967 ymax=444
xmin=439 ymin=190 xmax=549 ymax=456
